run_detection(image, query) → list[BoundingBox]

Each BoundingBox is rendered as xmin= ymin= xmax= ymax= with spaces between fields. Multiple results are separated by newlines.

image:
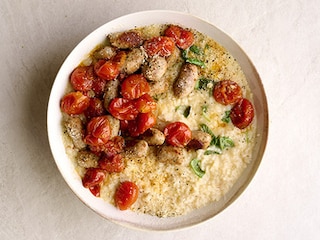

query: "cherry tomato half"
xmin=121 ymin=74 xmax=150 ymax=100
xmin=82 ymin=168 xmax=106 ymax=188
xmin=163 ymin=122 xmax=192 ymax=147
xmin=143 ymin=36 xmax=175 ymax=57
xmin=70 ymin=66 xmax=94 ymax=91
xmin=108 ymin=98 xmax=139 ymax=120
xmin=85 ymin=116 xmax=111 ymax=146
xmin=134 ymin=93 xmax=157 ymax=113
xmin=164 ymin=25 xmax=194 ymax=50
xmin=114 ymin=181 xmax=139 ymax=210
xmin=60 ymin=91 xmax=90 ymax=115
xmin=213 ymin=80 xmax=242 ymax=105
xmin=230 ymin=98 xmax=255 ymax=129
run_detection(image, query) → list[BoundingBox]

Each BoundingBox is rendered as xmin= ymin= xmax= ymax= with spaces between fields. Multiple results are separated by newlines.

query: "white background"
xmin=1 ymin=0 xmax=319 ymax=239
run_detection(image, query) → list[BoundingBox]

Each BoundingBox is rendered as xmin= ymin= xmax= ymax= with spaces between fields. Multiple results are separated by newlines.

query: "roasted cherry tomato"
xmin=230 ymin=98 xmax=254 ymax=129
xmin=60 ymin=91 xmax=90 ymax=115
xmin=108 ymin=98 xmax=139 ymax=120
xmin=94 ymin=59 xmax=120 ymax=81
xmin=143 ymin=36 xmax=175 ymax=57
xmin=82 ymin=168 xmax=105 ymax=188
xmin=91 ymin=77 xmax=106 ymax=98
xmin=101 ymin=136 xmax=125 ymax=155
xmin=134 ymin=94 xmax=157 ymax=113
xmin=164 ymin=25 xmax=194 ymax=50
xmin=114 ymin=181 xmax=139 ymax=210
xmin=99 ymin=153 xmax=124 ymax=173
xmin=121 ymin=74 xmax=150 ymax=100
xmin=213 ymin=80 xmax=242 ymax=105
xmin=111 ymin=51 xmax=127 ymax=70
xmin=89 ymin=184 xmax=101 ymax=197
xmin=70 ymin=66 xmax=94 ymax=92
xmin=128 ymin=112 xmax=157 ymax=137
xmin=85 ymin=116 xmax=111 ymax=146
xmin=84 ymin=98 xmax=106 ymax=119
xmin=164 ymin=122 xmax=192 ymax=147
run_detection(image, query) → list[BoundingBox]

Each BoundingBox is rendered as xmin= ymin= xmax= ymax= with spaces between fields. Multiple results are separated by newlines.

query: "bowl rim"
xmin=47 ymin=10 xmax=269 ymax=231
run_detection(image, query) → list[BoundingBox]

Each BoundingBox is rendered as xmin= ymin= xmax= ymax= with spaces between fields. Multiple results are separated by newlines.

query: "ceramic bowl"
xmin=47 ymin=10 xmax=268 ymax=231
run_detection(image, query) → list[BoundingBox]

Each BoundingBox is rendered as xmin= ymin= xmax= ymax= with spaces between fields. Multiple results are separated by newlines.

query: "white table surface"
xmin=1 ymin=0 xmax=319 ymax=239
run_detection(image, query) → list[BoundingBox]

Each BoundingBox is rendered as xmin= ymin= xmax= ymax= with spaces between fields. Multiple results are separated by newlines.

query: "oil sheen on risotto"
xmin=62 ymin=24 xmax=256 ymax=217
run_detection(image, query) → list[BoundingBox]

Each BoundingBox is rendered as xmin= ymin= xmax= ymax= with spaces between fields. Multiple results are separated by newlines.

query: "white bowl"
xmin=47 ymin=10 xmax=268 ymax=231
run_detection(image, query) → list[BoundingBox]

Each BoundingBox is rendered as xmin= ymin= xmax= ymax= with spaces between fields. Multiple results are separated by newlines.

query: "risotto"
xmin=61 ymin=24 xmax=256 ymax=217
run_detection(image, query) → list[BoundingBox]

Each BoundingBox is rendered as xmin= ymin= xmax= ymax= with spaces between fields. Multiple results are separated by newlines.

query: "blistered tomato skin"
xmin=82 ymin=168 xmax=106 ymax=188
xmin=114 ymin=181 xmax=139 ymax=210
xmin=164 ymin=122 xmax=192 ymax=147
xmin=94 ymin=59 xmax=120 ymax=81
xmin=99 ymin=153 xmax=125 ymax=173
xmin=164 ymin=25 xmax=194 ymax=50
xmin=84 ymin=98 xmax=106 ymax=120
xmin=60 ymin=91 xmax=90 ymax=115
xmin=213 ymin=80 xmax=242 ymax=105
xmin=143 ymin=36 xmax=175 ymax=57
xmin=121 ymin=74 xmax=150 ymax=100
xmin=84 ymin=116 xmax=111 ymax=146
xmin=70 ymin=66 xmax=94 ymax=92
xmin=108 ymin=98 xmax=139 ymax=120
xmin=128 ymin=112 xmax=157 ymax=137
xmin=134 ymin=94 xmax=157 ymax=113
xmin=230 ymin=98 xmax=254 ymax=129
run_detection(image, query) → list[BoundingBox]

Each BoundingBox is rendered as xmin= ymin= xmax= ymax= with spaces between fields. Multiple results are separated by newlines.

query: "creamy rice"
xmin=63 ymin=24 xmax=256 ymax=217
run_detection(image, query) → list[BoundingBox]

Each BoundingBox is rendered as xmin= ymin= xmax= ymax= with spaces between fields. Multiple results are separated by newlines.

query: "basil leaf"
xmin=182 ymin=49 xmax=206 ymax=68
xmin=190 ymin=45 xmax=201 ymax=54
xmin=222 ymin=110 xmax=231 ymax=123
xmin=183 ymin=106 xmax=191 ymax=118
xmin=199 ymin=123 xmax=215 ymax=137
xmin=200 ymin=123 xmax=234 ymax=151
xmin=190 ymin=159 xmax=205 ymax=178
xmin=195 ymin=78 xmax=214 ymax=91
xmin=218 ymin=136 xmax=235 ymax=150
xmin=186 ymin=58 xmax=205 ymax=68
xmin=175 ymin=105 xmax=191 ymax=118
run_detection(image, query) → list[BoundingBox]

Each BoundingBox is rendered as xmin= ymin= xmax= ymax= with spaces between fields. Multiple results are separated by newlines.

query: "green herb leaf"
xmin=221 ymin=110 xmax=231 ymax=123
xmin=190 ymin=45 xmax=201 ymax=55
xmin=217 ymin=136 xmax=235 ymax=150
xmin=182 ymin=49 xmax=206 ymax=68
xmin=200 ymin=123 xmax=235 ymax=151
xmin=195 ymin=78 xmax=214 ymax=91
xmin=175 ymin=105 xmax=191 ymax=118
xmin=199 ymin=123 xmax=215 ymax=137
xmin=186 ymin=58 xmax=205 ymax=68
xmin=190 ymin=159 xmax=205 ymax=178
